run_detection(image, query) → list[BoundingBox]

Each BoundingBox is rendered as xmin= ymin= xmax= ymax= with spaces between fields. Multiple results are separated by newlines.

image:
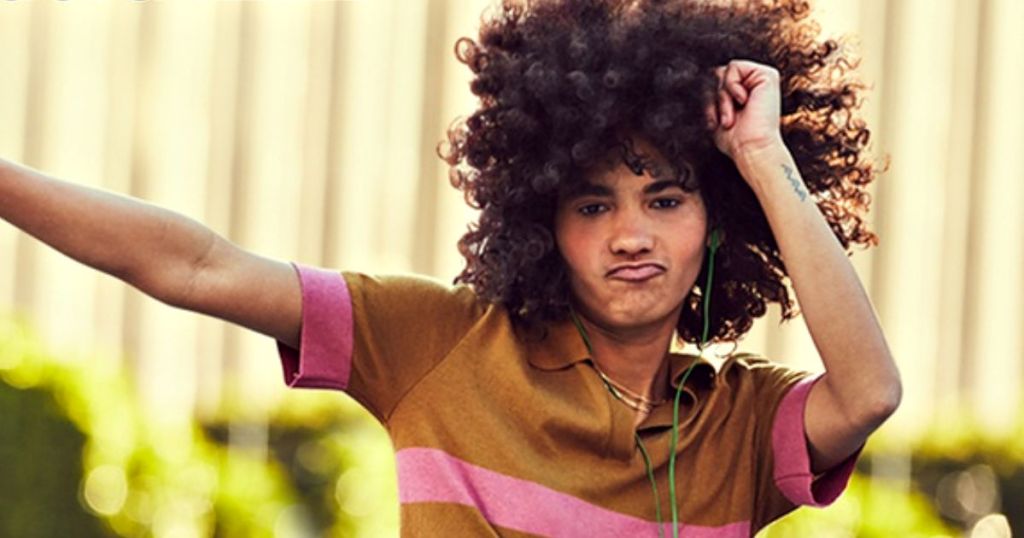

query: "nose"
xmin=608 ymin=209 xmax=654 ymax=257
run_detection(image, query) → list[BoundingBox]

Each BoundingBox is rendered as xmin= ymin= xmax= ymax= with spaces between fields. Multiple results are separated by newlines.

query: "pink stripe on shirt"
xmin=772 ymin=373 xmax=862 ymax=507
xmin=276 ymin=263 xmax=353 ymax=391
xmin=396 ymin=446 xmax=751 ymax=537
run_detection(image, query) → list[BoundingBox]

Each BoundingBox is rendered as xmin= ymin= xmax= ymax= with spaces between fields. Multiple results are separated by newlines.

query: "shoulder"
xmin=343 ymin=272 xmax=488 ymax=314
xmin=717 ymin=352 xmax=810 ymax=381
xmin=344 ymin=271 xmax=477 ymax=297
xmin=712 ymin=351 xmax=814 ymax=404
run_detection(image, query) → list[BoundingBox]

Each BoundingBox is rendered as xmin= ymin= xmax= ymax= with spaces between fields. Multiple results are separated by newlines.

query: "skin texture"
xmin=556 ymin=139 xmax=707 ymax=332
xmin=713 ymin=60 xmax=901 ymax=473
xmin=554 ymin=136 xmax=707 ymax=406
xmin=557 ymin=136 xmax=708 ymax=405
xmin=0 ymin=160 xmax=303 ymax=349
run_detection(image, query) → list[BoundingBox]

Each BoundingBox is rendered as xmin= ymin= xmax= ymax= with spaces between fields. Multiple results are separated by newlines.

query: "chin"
xmin=603 ymin=303 xmax=677 ymax=328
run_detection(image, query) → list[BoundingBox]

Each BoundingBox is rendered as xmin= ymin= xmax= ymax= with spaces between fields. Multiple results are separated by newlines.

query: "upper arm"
xmin=155 ymin=235 xmax=303 ymax=348
xmin=804 ymin=374 xmax=895 ymax=474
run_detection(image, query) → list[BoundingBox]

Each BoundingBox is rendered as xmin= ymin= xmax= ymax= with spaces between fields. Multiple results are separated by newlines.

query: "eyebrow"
xmin=564 ymin=183 xmax=613 ymax=200
xmin=563 ymin=179 xmax=686 ymax=202
xmin=642 ymin=179 xmax=686 ymax=195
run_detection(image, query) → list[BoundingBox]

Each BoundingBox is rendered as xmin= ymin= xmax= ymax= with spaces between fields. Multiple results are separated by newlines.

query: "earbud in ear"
xmin=708 ymin=228 xmax=723 ymax=250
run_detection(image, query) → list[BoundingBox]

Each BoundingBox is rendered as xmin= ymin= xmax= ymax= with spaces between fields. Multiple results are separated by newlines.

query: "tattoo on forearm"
xmin=782 ymin=164 xmax=807 ymax=201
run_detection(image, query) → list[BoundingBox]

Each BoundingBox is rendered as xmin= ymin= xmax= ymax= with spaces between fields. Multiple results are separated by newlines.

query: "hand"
xmin=705 ymin=60 xmax=785 ymax=162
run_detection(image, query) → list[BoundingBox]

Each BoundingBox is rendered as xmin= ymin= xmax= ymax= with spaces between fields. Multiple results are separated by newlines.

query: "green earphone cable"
xmin=668 ymin=228 xmax=718 ymax=537
xmin=635 ymin=431 xmax=663 ymax=532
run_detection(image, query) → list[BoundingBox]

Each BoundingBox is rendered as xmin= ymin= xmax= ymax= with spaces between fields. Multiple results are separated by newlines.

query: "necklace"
xmin=566 ymin=308 xmax=670 ymax=414
xmin=591 ymin=362 xmax=667 ymax=414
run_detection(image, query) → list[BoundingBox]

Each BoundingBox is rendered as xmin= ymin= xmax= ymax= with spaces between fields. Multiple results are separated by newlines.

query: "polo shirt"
xmin=277 ymin=264 xmax=861 ymax=537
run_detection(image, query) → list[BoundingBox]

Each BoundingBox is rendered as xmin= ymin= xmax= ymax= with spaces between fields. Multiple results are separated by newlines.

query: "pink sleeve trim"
xmin=276 ymin=262 xmax=353 ymax=391
xmin=771 ymin=373 xmax=862 ymax=507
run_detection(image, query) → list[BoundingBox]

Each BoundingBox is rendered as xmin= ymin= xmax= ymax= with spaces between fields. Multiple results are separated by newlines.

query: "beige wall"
xmin=0 ymin=0 xmax=1020 ymax=449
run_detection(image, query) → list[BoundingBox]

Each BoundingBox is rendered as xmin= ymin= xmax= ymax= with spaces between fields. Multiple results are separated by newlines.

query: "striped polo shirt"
xmin=277 ymin=264 xmax=860 ymax=537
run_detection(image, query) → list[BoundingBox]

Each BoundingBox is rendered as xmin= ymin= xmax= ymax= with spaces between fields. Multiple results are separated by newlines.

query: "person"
xmin=0 ymin=0 xmax=901 ymax=536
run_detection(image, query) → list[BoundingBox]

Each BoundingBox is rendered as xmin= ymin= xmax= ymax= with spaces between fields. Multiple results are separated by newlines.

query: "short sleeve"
xmin=276 ymin=263 xmax=486 ymax=424
xmin=276 ymin=264 xmax=354 ymax=391
xmin=749 ymin=361 xmax=862 ymax=530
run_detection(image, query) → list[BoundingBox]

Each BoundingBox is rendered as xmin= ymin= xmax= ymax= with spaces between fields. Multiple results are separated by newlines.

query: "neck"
xmin=576 ymin=310 xmax=678 ymax=404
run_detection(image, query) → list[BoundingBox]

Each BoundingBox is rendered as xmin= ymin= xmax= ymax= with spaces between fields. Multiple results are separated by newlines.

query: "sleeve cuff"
xmin=771 ymin=373 xmax=862 ymax=507
xmin=276 ymin=262 xmax=353 ymax=391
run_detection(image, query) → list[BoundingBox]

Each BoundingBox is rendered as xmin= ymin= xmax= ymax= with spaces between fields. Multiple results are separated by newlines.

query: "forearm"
xmin=0 ymin=158 xmax=215 ymax=302
xmin=734 ymin=143 xmax=902 ymax=424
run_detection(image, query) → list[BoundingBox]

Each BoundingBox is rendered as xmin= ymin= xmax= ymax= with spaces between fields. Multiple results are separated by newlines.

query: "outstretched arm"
xmin=0 ymin=159 xmax=301 ymax=349
xmin=707 ymin=60 xmax=902 ymax=474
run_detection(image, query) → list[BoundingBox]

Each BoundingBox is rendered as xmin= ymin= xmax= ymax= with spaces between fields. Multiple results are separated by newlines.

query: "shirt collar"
xmin=526 ymin=318 xmax=717 ymax=392
xmin=668 ymin=352 xmax=717 ymax=391
xmin=525 ymin=317 xmax=591 ymax=370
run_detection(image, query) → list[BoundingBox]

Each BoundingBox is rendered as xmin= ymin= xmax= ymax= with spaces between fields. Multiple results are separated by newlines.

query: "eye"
xmin=577 ymin=203 xmax=607 ymax=216
xmin=651 ymin=198 xmax=681 ymax=209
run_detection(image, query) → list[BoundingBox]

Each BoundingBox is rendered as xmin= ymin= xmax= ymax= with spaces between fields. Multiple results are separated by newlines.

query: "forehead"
xmin=588 ymin=135 xmax=669 ymax=179
xmin=565 ymin=134 xmax=693 ymax=196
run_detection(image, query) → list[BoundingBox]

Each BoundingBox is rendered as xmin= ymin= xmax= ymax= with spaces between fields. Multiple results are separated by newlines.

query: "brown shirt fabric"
xmin=277 ymin=265 xmax=861 ymax=537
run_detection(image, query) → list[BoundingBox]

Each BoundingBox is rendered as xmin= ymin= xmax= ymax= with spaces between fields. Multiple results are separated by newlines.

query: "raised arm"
xmin=708 ymin=60 xmax=901 ymax=473
xmin=0 ymin=158 xmax=302 ymax=349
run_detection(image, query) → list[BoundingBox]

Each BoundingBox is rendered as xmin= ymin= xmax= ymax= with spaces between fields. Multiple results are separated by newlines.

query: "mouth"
xmin=606 ymin=263 xmax=666 ymax=282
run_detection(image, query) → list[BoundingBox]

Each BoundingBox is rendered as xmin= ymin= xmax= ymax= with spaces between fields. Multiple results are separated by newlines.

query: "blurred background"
xmin=0 ymin=0 xmax=1021 ymax=536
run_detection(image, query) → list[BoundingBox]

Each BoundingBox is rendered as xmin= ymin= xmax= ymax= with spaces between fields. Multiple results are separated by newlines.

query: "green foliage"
xmin=0 ymin=319 xmax=299 ymax=537
xmin=758 ymin=412 xmax=1024 ymax=537
xmin=203 ymin=389 xmax=400 ymax=537
xmin=757 ymin=472 xmax=957 ymax=537
xmin=913 ymin=410 xmax=1024 ymax=467
xmin=0 ymin=381 xmax=110 ymax=538
xmin=908 ymin=418 xmax=1024 ymax=537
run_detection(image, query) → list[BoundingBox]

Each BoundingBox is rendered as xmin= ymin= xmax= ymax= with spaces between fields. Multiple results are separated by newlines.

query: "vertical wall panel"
xmin=334 ymin=1 xmax=397 ymax=274
xmin=228 ymin=1 xmax=313 ymax=417
xmin=0 ymin=3 xmax=31 ymax=312
xmin=378 ymin=1 xmax=429 ymax=272
xmin=934 ymin=0 xmax=983 ymax=417
xmin=128 ymin=2 xmax=218 ymax=427
xmin=432 ymin=0 xmax=491 ymax=279
xmin=27 ymin=2 xmax=112 ymax=357
xmin=93 ymin=3 xmax=143 ymax=368
xmin=411 ymin=0 xmax=452 ymax=275
xmin=870 ymin=0 xmax=956 ymax=438
xmin=296 ymin=1 xmax=337 ymax=268
xmin=964 ymin=0 xmax=1024 ymax=432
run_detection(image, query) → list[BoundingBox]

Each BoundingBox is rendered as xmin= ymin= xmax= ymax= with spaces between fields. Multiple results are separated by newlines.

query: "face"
xmin=554 ymin=136 xmax=708 ymax=333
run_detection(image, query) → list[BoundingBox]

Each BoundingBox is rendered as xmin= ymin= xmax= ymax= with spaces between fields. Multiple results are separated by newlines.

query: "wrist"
xmin=733 ymin=135 xmax=787 ymax=166
xmin=733 ymin=138 xmax=795 ymax=192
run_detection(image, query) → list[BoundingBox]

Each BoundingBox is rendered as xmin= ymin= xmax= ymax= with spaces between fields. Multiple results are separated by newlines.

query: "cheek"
xmin=662 ymin=218 xmax=707 ymax=273
xmin=554 ymin=221 xmax=596 ymax=277
xmin=556 ymin=230 xmax=584 ymax=272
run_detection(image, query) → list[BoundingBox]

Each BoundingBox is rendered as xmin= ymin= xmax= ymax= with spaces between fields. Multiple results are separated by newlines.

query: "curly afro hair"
xmin=437 ymin=0 xmax=883 ymax=345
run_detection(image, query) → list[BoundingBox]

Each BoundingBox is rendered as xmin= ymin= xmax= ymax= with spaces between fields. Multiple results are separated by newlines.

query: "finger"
xmin=718 ymin=88 xmax=734 ymax=128
xmin=705 ymin=102 xmax=718 ymax=130
xmin=729 ymin=82 xmax=749 ymax=106
xmin=713 ymin=66 xmax=729 ymax=127
xmin=723 ymin=64 xmax=748 ymax=105
xmin=714 ymin=65 xmax=727 ymax=83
